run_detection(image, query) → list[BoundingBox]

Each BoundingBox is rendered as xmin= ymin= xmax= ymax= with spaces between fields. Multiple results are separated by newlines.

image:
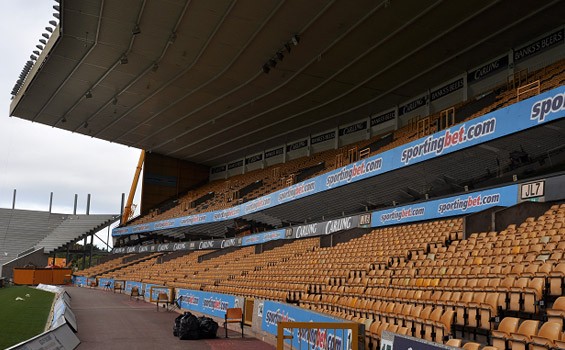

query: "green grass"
xmin=0 ymin=286 xmax=55 ymax=349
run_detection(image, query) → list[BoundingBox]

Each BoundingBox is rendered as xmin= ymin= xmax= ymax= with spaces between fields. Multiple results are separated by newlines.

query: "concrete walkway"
xmin=66 ymin=286 xmax=275 ymax=350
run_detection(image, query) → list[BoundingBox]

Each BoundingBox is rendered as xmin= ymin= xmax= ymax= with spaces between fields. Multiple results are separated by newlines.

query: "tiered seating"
xmin=117 ymin=250 xmax=209 ymax=287
xmin=466 ymin=58 xmax=565 ymax=122
xmin=293 ymin=204 xmax=565 ymax=349
xmin=170 ymin=247 xmax=256 ymax=290
xmin=0 ymin=209 xmax=65 ymax=267
xmin=104 ymin=239 xmax=319 ymax=300
xmin=208 ymin=238 xmax=320 ymax=301
xmin=492 ymin=318 xmax=564 ymax=350
xmin=74 ymin=254 xmax=135 ymax=278
xmin=87 ymin=202 xmax=565 ymax=349
xmin=97 ymin=253 xmax=163 ymax=281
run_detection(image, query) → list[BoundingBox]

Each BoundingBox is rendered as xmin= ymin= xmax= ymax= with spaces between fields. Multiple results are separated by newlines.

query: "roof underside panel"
xmin=9 ymin=0 xmax=565 ymax=167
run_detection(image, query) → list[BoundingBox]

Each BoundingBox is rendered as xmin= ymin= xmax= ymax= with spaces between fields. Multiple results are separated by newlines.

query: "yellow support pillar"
xmin=121 ymin=150 xmax=145 ymax=225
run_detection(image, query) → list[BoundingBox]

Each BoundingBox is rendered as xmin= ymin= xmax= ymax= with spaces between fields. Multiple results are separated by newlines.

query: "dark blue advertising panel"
xmin=246 ymin=154 xmax=263 ymax=165
xmin=113 ymin=86 xmax=565 ymax=237
xmin=211 ymin=165 xmax=226 ymax=174
xmin=311 ymin=131 xmax=336 ymax=145
xmin=467 ymin=55 xmax=509 ymax=83
xmin=399 ymin=95 xmax=427 ymax=116
xmin=287 ymin=139 xmax=308 ymax=152
xmin=228 ymin=160 xmax=243 ymax=170
xmin=265 ymin=147 xmax=284 ymax=159
xmin=430 ymin=78 xmax=464 ymax=101
xmin=514 ymin=28 xmax=564 ymax=62
xmin=371 ymin=110 xmax=396 ymax=127
xmin=339 ymin=121 xmax=367 ymax=136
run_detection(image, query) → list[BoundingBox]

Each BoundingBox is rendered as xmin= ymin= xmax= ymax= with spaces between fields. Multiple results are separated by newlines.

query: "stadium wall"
xmin=462 ymin=206 xmax=503 ymax=238
xmin=141 ymin=153 xmax=209 ymax=215
xmin=1 ymin=248 xmax=48 ymax=281
xmin=493 ymin=201 xmax=552 ymax=232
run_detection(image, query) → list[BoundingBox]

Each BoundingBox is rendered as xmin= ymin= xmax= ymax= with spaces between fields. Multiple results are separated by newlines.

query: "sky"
xmin=0 ymin=2 xmax=142 ymax=248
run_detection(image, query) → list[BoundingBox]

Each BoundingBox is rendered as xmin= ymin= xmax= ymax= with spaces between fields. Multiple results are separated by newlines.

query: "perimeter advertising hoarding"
xmin=112 ymin=238 xmax=237 ymax=254
xmin=291 ymin=215 xmax=361 ymax=239
xmin=124 ymin=281 xmax=143 ymax=294
xmin=261 ymin=300 xmax=350 ymax=350
xmin=113 ymin=86 xmax=565 ymax=237
xmin=74 ymin=276 xmax=87 ymax=287
xmin=241 ymin=229 xmax=286 ymax=246
xmin=371 ymin=184 xmax=518 ymax=227
xmin=98 ymin=277 xmax=114 ymax=290
xmin=176 ymin=288 xmax=237 ymax=318
xmin=113 ymin=184 xmax=520 ymax=254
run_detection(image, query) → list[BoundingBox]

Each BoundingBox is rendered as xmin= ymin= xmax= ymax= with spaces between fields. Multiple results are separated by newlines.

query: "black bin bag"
xmin=178 ymin=312 xmax=200 ymax=340
xmin=198 ymin=316 xmax=219 ymax=339
xmin=173 ymin=313 xmax=184 ymax=337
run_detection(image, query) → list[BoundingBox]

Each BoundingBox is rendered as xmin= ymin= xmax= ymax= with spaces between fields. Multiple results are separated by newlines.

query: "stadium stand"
xmin=80 ymin=201 xmax=565 ymax=349
xmin=8 ymin=1 xmax=565 ymax=348
xmin=0 ymin=209 xmax=63 ymax=266
xmin=0 ymin=209 xmax=117 ymax=280
xmin=69 ymin=66 xmax=565 ymax=346
xmin=32 ymin=214 xmax=117 ymax=254
xmin=126 ymin=59 xmax=565 ymax=228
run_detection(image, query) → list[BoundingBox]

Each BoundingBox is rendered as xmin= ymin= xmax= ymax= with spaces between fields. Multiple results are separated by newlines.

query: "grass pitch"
xmin=0 ymin=286 xmax=55 ymax=349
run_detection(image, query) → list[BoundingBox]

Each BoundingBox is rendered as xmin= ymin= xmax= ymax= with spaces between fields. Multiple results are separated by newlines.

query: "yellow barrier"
xmin=276 ymin=321 xmax=359 ymax=350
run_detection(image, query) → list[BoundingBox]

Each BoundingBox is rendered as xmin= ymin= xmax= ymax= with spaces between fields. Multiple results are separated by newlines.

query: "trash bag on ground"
xmin=178 ymin=312 xmax=200 ymax=340
xmin=198 ymin=316 xmax=219 ymax=339
xmin=173 ymin=313 xmax=184 ymax=337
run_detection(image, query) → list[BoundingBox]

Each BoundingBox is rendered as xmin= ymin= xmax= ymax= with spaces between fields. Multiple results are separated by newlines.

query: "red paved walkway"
xmin=66 ymin=286 xmax=275 ymax=350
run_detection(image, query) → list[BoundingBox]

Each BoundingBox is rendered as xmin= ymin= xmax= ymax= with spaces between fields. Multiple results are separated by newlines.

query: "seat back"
xmin=516 ymin=320 xmax=540 ymax=337
xmin=552 ymin=296 xmax=565 ymax=311
xmin=440 ymin=310 xmax=455 ymax=328
xmin=429 ymin=308 xmax=443 ymax=322
xmin=445 ymin=338 xmax=462 ymax=347
xmin=462 ymin=342 xmax=481 ymax=350
xmin=536 ymin=322 xmax=561 ymax=341
xmin=498 ymin=317 xmax=520 ymax=334
xmin=226 ymin=307 xmax=243 ymax=321
xmin=157 ymin=292 xmax=168 ymax=302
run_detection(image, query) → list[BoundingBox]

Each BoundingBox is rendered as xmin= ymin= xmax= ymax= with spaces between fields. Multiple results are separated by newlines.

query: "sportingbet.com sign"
xmin=371 ymin=184 xmax=519 ymax=227
xmin=261 ymin=300 xmax=351 ymax=350
xmin=176 ymin=288 xmax=237 ymax=318
xmin=113 ymin=86 xmax=564 ymax=237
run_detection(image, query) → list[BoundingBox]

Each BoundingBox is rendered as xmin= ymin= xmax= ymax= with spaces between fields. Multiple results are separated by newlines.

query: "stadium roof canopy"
xmin=9 ymin=0 xmax=565 ymax=166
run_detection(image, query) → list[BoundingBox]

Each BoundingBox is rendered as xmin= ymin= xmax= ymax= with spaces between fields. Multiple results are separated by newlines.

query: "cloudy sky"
xmin=0 ymin=2 xmax=141 ymax=246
